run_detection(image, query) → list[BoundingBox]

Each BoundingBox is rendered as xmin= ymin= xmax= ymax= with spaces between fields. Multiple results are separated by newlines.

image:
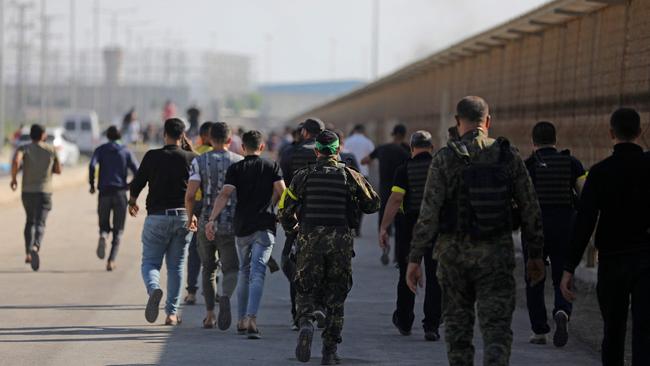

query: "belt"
xmin=148 ymin=208 xmax=187 ymax=216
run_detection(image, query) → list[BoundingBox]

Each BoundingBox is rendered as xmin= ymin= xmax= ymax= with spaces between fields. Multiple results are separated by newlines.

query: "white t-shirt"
xmin=345 ymin=133 xmax=375 ymax=176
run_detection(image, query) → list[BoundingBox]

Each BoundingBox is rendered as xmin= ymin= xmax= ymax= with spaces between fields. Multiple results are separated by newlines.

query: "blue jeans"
xmin=236 ymin=230 xmax=274 ymax=319
xmin=141 ymin=214 xmax=193 ymax=315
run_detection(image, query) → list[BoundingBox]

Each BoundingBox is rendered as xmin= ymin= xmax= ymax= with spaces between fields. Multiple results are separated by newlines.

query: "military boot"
xmin=321 ymin=344 xmax=341 ymax=365
xmin=296 ymin=320 xmax=314 ymax=363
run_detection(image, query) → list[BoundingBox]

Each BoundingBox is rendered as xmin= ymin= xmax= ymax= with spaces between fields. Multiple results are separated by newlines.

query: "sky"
xmin=35 ymin=0 xmax=549 ymax=83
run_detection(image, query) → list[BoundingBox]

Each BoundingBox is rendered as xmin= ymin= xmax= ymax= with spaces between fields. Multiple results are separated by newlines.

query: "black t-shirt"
xmin=130 ymin=145 xmax=197 ymax=212
xmin=224 ymin=155 xmax=283 ymax=237
xmin=370 ymin=142 xmax=410 ymax=197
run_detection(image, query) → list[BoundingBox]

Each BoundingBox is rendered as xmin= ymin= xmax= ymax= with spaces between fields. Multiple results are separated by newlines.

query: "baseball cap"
xmin=302 ymin=118 xmax=325 ymax=135
xmin=410 ymin=130 xmax=433 ymax=148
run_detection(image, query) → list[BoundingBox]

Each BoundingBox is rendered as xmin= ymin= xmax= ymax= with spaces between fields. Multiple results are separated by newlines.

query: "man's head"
xmin=410 ymin=130 xmax=434 ymax=156
xmin=351 ymin=124 xmax=365 ymax=135
xmin=106 ymin=126 xmax=121 ymax=142
xmin=610 ymin=107 xmax=641 ymax=142
xmin=314 ymin=130 xmax=341 ymax=158
xmin=532 ymin=121 xmax=557 ymax=148
xmin=301 ymin=118 xmax=325 ymax=140
xmin=392 ymin=124 xmax=407 ymax=141
xmin=199 ymin=122 xmax=213 ymax=143
xmin=164 ymin=118 xmax=186 ymax=143
xmin=210 ymin=122 xmax=232 ymax=147
xmin=30 ymin=124 xmax=46 ymax=142
xmin=455 ymin=96 xmax=491 ymax=135
xmin=242 ymin=130 xmax=265 ymax=155
xmin=334 ymin=129 xmax=346 ymax=147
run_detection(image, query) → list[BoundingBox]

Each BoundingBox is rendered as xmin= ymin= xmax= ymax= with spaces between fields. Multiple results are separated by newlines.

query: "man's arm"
xmin=361 ymin=147 xmax=378 ymax=165
xmin=129 ymin=152 xmax=150 ymax=201
xmin=408 ymin=156 xmax=445 ymax=263
xmin=272 ymin=179 xmax=287 ymax=206
xmin=205 ymin=185 xmax=235 ymax=240
xmin=89 ymin=147 xmax=99 ymax=192
xmin=379 ymin=191 xmax=404 ymax=249
xmin=511 ymin=153 xmax=544 ymax=260
xmin=278 ymin=173 xmax=306 ymax=232
xmin=565 ymin=173 xmax=599 ymax=273
xmin=126 ymin=149 xmax=139 ymax=176
xmin=52 ymin=153 xmax=62 ymax=175
xmin=185 ymin=180 xmax=201 ymax=229
xmin=10 ymin=149 xmax=23 ymax=191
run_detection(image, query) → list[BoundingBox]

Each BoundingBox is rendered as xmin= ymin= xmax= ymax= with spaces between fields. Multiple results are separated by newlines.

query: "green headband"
xmin=315 ymin=139 xmax=340 ymax=155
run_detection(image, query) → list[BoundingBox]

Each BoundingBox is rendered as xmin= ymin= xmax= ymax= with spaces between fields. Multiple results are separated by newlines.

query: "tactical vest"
xmin=289 ymin=142 xmax=317 ymax=180
xmin=533 ymin=151 xmax=574 ymax=208
xmin=405 ymin=157 xmax=431 ymax=213
xmin=301 ymin=164 xmax=349 ymax=227
xmin=443 ymin=137 xmax=516 ymax=240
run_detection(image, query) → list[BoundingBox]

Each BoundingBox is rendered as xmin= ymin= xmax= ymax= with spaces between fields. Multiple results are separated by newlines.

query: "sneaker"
xmin=296 ymin=321 xmax=314 ymax=362
xmin=424 ymin=329 xmax=440 ymax=341
xmin=553 ymin=311 xmax=569 ymax=347
xmin=314 ymin=309 xmax=327 ymax=329
xmin=106 ymin=261 xmax=116 ymax=271
xmin=217 ymin=296 xmax=231 ymax=330
xmin=145 ymin=288 xmax=163 ymax=323
xmin=29 ymin=247 xmax=40 ymax=272
xmin=529 ymin=333 xmax=548 ymax=345
xmin=184 ymin=292 xmax=196 ymax=305
xmin=237 ymin=318 xmax=248 ymax=335
xmin=291 ymin=320 xmax=299 ymax=331
xmin=392 ymin=311 xmax=411 ymax=336
xmin=96 ymin=237 xmax=106 ymax=259
xmin=321 ymin=345 xmax=341 ymax=365
xmin=247 ymin=318 xmax=261 ymax=339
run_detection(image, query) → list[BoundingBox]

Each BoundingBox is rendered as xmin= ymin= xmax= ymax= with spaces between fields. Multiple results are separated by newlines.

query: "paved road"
xmin=0 ymin=184 xmax=600 ymax=366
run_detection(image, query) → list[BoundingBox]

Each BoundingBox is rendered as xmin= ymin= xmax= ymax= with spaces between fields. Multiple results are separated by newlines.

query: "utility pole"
xmin=0 ymin=0 xmax=5 ymax=147
xmin=69 ymin=0 xmax=76 ymax=110
xmin=39 ymin=0 xmax=48 ymax=125
xmin=14 ymin=1 xmax=32 ymax=123
xmin=93 ymin=0 xmax=100 ymax=111
xmin=371 ymin=0 xmax=379 ymax=80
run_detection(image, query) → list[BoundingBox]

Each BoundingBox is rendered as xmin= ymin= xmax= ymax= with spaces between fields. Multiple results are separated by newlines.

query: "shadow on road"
xmin=0 ymin=325 xmax=167 ymax=343
xmin=0 ymin=304 xmax=143 ymax=311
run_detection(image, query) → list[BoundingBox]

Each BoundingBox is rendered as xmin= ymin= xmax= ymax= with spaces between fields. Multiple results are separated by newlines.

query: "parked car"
xmin=14 ymin=127 xmax=80 ymax=166
xmin=62 ymin=111 xmax=101 ymax=154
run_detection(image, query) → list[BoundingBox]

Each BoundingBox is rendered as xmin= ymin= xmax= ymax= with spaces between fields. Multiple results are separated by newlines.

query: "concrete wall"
xmin=298 ymin=1 xmax=650 ymax=166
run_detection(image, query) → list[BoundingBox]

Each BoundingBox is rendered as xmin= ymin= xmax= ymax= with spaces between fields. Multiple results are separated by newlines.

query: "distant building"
xmin=259 ymin=80 xmax=365 ymax=128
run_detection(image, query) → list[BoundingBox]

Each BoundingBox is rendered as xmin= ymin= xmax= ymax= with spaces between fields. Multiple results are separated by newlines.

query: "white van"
xmin=63 ymin=111 xmax=101 ymax=153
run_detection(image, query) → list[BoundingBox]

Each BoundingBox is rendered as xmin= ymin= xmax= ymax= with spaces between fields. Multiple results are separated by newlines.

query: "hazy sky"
xmin=39 ymin=0 xmax=548 ymax=83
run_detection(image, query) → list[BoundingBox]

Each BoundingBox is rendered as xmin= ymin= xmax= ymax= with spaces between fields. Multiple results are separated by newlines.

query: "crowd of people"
xmin=8 ymin=95 xmax=650 ymax=366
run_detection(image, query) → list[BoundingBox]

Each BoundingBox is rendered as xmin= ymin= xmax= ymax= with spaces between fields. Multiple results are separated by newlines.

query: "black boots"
xmin=321 ymin=344 xmax=341 ymax=365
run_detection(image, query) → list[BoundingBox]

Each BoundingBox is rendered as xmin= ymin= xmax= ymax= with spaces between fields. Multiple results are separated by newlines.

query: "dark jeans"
xmin=98 ymin=190 xmax=127 ymax=261
xmin=21 ymin=192 xmax=52 ymax=254
xmin=395 ymin=214 xmax=442 ymax=332
xmin=597 ymin=254 xmax=650 ymax=366
xmin=186 ymin=202 xmax=203 ymax=294
xmin=522 ymin=210 xmax=574 ymax=334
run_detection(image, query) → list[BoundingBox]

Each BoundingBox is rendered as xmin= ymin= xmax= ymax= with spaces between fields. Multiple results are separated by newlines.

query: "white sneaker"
xmin=529 ymin=333 xmax=548 ymax=345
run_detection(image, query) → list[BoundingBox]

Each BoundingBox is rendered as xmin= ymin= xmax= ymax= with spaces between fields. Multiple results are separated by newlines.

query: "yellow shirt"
xmin=194 ymin=144 xmax=213 ymax=201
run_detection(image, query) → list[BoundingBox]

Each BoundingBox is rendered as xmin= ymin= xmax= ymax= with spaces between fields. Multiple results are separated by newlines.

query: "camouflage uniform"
xmin=279 ymin=157 xmax=380 ymax=348
xmin=409 ymin=129 xmax=544 ymax=366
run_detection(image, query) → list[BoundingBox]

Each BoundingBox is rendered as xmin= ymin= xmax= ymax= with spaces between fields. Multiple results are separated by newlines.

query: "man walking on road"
xmin=379 ymin=130 xmax=441 ymax=341
xmin=279 ymin=130 xmax=380 ymax=364
xmin=206 ymin=130 xmax=285 ymax=339
xmin=89 ymin=126 xmax=139 ymax=271
xmin=185 ymin=122 xmax=242 ymax=330
xmin=523 ymin=121 xmax=586 ymax=346
xmin=184 ymin=121 xmax=213 ymax=305
xmin=128 ymin=118 xmax=197 ymax=325
xmin=561 ymin=108 xmax=650 ymax=366
xmin=406 ymin=96 xmax=545 ymax=366
xmin=10 ymin=124 xmax=62 ymax=271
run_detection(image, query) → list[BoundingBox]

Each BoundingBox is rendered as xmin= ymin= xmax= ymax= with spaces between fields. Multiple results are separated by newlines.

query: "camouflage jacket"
xmin=278 ymin=157 xmax=380 ymax=233
xmin=408 ymin=128 xmax=544 ymax=263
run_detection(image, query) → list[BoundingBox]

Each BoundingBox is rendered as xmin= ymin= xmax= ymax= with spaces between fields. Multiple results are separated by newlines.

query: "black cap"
xmin=302 ymin=118 xmax=325 ymax=135
xmin=410 ymin=130 xmax=433 ymax=148
xmin=392 ymin=124 xmax=407 ymax=136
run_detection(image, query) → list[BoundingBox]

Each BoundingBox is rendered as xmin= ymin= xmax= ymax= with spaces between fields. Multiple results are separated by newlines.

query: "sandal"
xmin=203 ymin=317 xmax=216 ymax=329
xmin=165 ymin=315 xmax=182 ymax=326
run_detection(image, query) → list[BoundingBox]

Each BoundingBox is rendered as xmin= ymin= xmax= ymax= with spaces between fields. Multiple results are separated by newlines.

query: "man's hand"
xmin=406 ymin=262 xmax=423 ymax=294
xmin=10 ymin=179 xmax=18 ymax=191
xmin=187 ymin=215 xmax=198 ymax=232
xmin=379 ymin=228 xmax=390 ymax=250
xmin=89 ymin=186 xmax=96 ymax=194
xmin=128 ymin=200 xmax=139 ymax=217
xmin=560 ymin=271 xmax=576 ymax=302
xmin=205 ymin=221 xmax=217 ymax=240
xmin=526 ymin=258 xmax=546 ymax=286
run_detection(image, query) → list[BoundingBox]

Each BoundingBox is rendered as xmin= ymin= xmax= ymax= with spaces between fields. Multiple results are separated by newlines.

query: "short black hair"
xmin=210 ymin=122 xmax=231 ymax=144
xmin=610 ymin=107 xmax=641 ymax=141
xmin=242 ymin=130 xmax=263 ymax=151
xmin=456 ymin=96 xmax=489 ymax=123
xmin=106 ymin=125 xmax=121 ymax=141
xmin=532 ymin=121 xmax=556 ymax=146
xmin=30 ymin=124 xmax=45 ymax=141
xmin=164 ymin=118 xmax=185 ymax=140
xmin=315 ymin=130 xmax=339 ymax=156
xmin=352 ymin=124 xmax=365 ymax=134
xmin=199 ymin=122 xmax=213 ymax=137
xmin=392 ymin=124 xmax=407 ymax=137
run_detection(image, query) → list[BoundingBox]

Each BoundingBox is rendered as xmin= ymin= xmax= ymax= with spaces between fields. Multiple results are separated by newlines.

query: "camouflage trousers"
xmin=434 ymin=234 xmax=516 ymax=366
xmin=295 ymin=226 xmax=353 ymax=347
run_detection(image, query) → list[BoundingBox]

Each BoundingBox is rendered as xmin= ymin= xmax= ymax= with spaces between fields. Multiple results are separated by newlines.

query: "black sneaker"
xmin=29 ymin=247 xmax=40 ymax=272
xmin=321 ymin=345 xmax=341 ymax=365
xmin=314 ymin=309 xmax=327 ymax=329
xmin=392 ymin=311 xmax=411 ymax=336
xmin=296 ymin=321 xmax=314 ymax=362
xmin=145 ymin=289 xmax=163 ymax=323
xmin=553 ymin=310 xmax=569 ymax=347
xmin=217 ymin=296 xmax=231 ymax=330
xmin=424 ymin=329 xmax=440 ymax=341
xmin=96 ymin=237 xmax=106 ymax=259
